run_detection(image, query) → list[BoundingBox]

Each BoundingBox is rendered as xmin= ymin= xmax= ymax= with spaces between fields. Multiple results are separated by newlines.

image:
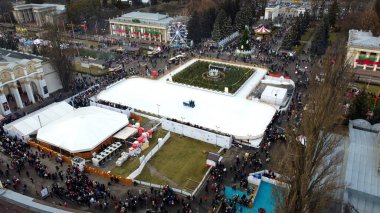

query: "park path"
xmin=145 ymin=163 xmax=179 ymax=188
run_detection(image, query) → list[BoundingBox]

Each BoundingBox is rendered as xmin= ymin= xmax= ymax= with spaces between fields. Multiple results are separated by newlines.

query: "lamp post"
xmin=181 ymin=116 xmax=185 ymax=136
xmin=156 ymin=104 xmax=160 ymax=116
xmin=215 ymin=125 xmax=220 ymax=147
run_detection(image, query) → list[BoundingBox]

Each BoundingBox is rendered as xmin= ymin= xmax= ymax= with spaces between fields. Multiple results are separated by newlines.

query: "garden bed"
xmin=171 ymin=61 xmax=254 ymax=93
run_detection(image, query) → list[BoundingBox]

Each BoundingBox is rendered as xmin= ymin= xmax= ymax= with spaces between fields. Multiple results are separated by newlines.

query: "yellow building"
xmin=109 ymin=11 xmax=173 ymax=43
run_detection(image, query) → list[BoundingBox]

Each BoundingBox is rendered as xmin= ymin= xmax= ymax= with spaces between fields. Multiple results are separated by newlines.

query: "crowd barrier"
xmin=84 ymin=165 xmax=133 ymax=186
xmin=28 ymin=140 xmax=133 ymax=186
xmin=28 ymin=141 xmax=72 ymax=163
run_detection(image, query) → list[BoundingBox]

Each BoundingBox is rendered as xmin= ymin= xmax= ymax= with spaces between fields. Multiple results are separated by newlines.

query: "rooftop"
xmin=344 ymin=120 xmax=380 ymax=213
xmin=110 ymin=11 xmax=173 ymax=27
xmin=0 ymin=48 xmax=43 ymax=72
xmin=13 ymin=3 xmax=66 ymax=12
xmin=348 ymin=29 xmax=380 ymax=50
xmin=37 ymin=106 xmax=129 ymax=153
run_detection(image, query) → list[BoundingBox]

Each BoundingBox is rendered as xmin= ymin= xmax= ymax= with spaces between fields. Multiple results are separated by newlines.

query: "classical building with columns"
xmin=12 ymin=3 xmax=65 ymax=27
xmin=109 ymin=11 xmax=173 ymax=43
xmin=0 ymin=49 xmax=62 ymax=116
xmin=347 ymin=30 xmax=380 ymax=72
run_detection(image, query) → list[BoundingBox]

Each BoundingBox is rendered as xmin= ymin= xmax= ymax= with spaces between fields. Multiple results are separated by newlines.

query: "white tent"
xmin=113 ymin=126 xmax=138 ymax=140
xmin=3 ymin=102 xmax=74 ymax=141
xmin=37 ymin=106 xmax=129 ymax=153
xmin=260 ymin=86 xmax=287 ymax=106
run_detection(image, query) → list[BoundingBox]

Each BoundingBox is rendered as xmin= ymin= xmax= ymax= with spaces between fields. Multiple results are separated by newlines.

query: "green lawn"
xmin=111 ymin=128 xmax=168 ymax=177
xmin=137 ymin=133 xmax=219 ymax=192
xmin=355 ymin=83 xmax=380 ymax=93
xmin=73 ymin=62 xmax=108 ymax=76
xmin=329 ymin=32 xmax=338 ymax=43
xmin=293 ymin=43 xmax=306 ymax=55
xmin=301 ymin=27 xmax=315 ymax=41
xmin=172 ymin=61 xmax=254 ymax=93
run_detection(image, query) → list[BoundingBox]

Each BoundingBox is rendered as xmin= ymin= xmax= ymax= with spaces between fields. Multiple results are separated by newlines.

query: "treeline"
xmin=0 ymin=34 xmax=18 ymax=50
xmin=281 ymin=11 xmax=311 ymax=51
xmin=187 ymin=0 xmax=266 ymax=43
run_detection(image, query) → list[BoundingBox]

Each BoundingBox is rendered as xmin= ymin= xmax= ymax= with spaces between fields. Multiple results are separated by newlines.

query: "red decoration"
xmin=355 ymin=59 xmax=380 ymax=66
xmin=133 ymin=31 xmax=139 ymax=35
xmin=152 ymin=70 xmax=158 ymax=78
xmin=116 ymin=29 xmax=128 ymax=33
xmin=269 ymin=73 xmax=291 ymax=79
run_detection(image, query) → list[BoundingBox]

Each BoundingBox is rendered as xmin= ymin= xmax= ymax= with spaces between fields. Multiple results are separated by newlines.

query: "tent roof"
xmin=113 ymin=126 xmax=138 ymax=140
xmin=261 ymin=86 xmax=287 ymax=102
xmin=37 ymin=106 xmax=129 ymax=153
xmin=255 ymin=26 xmax=271 ymax=34
xmin=3 ymin=102 xmax=73 ymax=137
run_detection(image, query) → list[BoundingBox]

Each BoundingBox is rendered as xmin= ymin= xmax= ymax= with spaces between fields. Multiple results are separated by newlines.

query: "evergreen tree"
xmin=200 ymin=8 xmax=216 ymax=39
xmin=240 ymin=28 xmax=250 ymax=50
xmin=212 ymin=10 xmax=227 ymax=41
xmin=187 ymin=11 xmax=201 ymax=44
xmin=310 ymin=15 xmax=330 ymax=56
xmin=349 ymin=91 xmax=370 ymax=120
xmin=235 ymin=5 xmax=251 ymax=32
xmin=221 ymin=0 xmax=241 ymax=24
xmin=328 ymin=0 xmax=339 ymax=27
xmin=223 ymin=16 xmax=233 ymax=37
xmin=282 ymin=17 xmax=301 ymax=50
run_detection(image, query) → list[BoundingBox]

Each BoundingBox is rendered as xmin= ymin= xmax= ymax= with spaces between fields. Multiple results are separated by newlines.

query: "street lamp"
xmin=181 ymin=116 xmax=185 ymax=136
xmin=215 ymin=125 xmax=220 ymax=147
xmin=156 ymin=104 xmax=160 ymax=116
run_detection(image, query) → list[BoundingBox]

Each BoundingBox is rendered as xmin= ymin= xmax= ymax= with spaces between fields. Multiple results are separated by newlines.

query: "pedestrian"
xmin=30 ymin=177 xmax=34 ymax=183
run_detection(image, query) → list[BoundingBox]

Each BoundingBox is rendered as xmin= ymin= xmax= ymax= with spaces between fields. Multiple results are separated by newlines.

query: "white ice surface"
xmin=97 ymin=59 xmax=276 ymax=140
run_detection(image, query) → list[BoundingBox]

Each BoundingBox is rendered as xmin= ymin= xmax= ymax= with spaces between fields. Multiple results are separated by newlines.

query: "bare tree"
xmin=272 ymin=39 xmax=352 ymax=213
xmin=40 ymin=23 xmax=74 ymax=92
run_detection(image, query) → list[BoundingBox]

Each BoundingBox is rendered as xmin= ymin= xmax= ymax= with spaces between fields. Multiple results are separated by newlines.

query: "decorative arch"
xmin=26 ymin=61 xmax=37 ymax=74
xmin=13 ymin=65 xmax=27 ymax=78
xmin=0 ymin=69 xmax=15 ymax=83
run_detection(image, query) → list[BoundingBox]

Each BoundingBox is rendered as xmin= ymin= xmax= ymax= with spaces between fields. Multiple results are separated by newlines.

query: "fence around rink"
xmin=28 ymin=140 xmax=133 ymax=186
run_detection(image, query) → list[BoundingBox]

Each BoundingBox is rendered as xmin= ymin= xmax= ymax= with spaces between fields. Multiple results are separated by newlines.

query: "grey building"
xmin=12 ymin=3 xmax=66 ymax=27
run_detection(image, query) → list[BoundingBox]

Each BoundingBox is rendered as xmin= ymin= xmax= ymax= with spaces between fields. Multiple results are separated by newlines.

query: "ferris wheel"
xmin=168 ymin=22 xmax=188 ymax=48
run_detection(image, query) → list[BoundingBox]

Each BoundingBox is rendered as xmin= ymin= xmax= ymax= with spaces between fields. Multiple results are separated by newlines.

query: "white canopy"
xmin=113 ymin=126 xmax=138 ymax=140
xmin=37 ymin=106 xmax=129 ymax=153
xmin=260 ymin=86 xmax=287 ymax=106
xmin=3 ymin=102 xmax=74 ymax=141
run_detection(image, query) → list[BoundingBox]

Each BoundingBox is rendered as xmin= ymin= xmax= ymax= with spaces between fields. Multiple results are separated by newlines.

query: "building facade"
xmin=109 ymin=11 xmax=173 ymax=43
xmin=347 ymin=30 xmax=380 ymax=71
xmin=13 ymin=4 xmax=65 ymax=27
xmin=0 ymin=49 xmax=62 ymax=116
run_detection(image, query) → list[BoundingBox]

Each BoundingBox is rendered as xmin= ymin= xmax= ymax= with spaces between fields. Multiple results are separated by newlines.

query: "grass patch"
xmin=172 ymin=61 xmax=254 ymax=93
xmin=73 ymin=62 xmax=108 ymax=76
xmin=355 ymin=83 xmax=380 ymax=93
xmin=78 ymin=48 xmax=116 ymax=60
xmin=111 ymin=128 xmax=168 ymax=177
xmin=301 ymin=27 xmax=315 ymax=41
xmin=292 ymin=43 xmax=306 ymax=55
xmin=329 ymin=32 xmax=338 ymax=43
xmin=137 ymin=133 xmax=219 ymax=191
